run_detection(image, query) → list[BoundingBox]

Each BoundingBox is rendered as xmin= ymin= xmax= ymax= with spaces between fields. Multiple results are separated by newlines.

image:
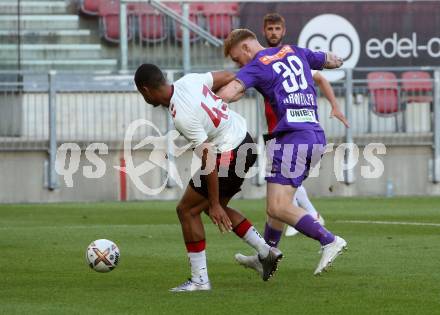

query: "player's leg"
xmin=234 ymin=215 xmax=285 ymax=277
xmin=220 ymin=199 xmax=269 ymax=258
xmin=222 ymin=203 xmax=283 ymax=281
xmin=220 ymin=133 xmax=282 ymax=280
xmin=285 ymin=197 xmax=301 ymax=236
xmin=170 ymin=185 xmax=211 ymax=292
xmin=286 ymin=185 xmax=324 ymax=236
xmin=260 ymin=133 xmax=287 ymax=247
xmin=266 ymin=130 xmax=346 ymax=275
xmin=265 ymin=132 xmax=316 ymax=224
xmin=264 ymin=216 xmax=285 ymax=246
xmin=202 ymin=198 xmax=275 ymax=258
xmin=233 ymin=133 xmax=289 ymax=275
xmin=266 ymin=182 xmax=334 ymax=243
xmin=177 ymin=186 xmax=208 ymax=243
xmin=266 ymin=182 xmax=345 ymax=274
xmin=236 ymin=196 xmax=308 ymax=271
xmin=295 ymin=185 xmax=318 ymax=218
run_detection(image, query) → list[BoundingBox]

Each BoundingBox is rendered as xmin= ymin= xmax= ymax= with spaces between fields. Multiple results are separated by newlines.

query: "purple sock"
xmin=295 ymin=215 xmax=335 ymax=246
xmin=264 ymin=223 xmax=282 ymax=247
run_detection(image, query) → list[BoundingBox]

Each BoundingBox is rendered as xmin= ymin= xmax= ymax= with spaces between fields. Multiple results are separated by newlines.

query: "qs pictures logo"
xmin=298 ymin=14 xmax=360 ymax=82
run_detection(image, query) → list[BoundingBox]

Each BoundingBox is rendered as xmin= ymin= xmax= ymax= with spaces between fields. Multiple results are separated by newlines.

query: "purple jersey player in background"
xmin=218 ymin=29 xmax=347 ymax=275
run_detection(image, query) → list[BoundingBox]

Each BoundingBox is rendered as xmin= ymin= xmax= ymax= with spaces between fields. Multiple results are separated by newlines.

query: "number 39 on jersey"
xmin=273 ymin=55 xmax=308 ymax=93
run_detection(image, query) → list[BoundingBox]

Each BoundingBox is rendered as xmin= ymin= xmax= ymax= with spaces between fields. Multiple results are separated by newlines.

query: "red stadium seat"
xmin=165 ymin=2 xmax=202 ymax=42
xmin=80 ymin=0 xmax=100 ymax=16
xmin=367 ymin=72 xmax=401 ymax=132
xmin=401 ymin=71 xmax=433 ymax=103
xmin=98 ymin=0 xmax=133 ymax=43
xmin=202 ymin=3 xmax=239 ymax=39
xmin=135 ymin=3 xmax=167 ymax=42
xmin=401 ymin=71 xmax=433 ymax=132
xmin=367 ymin=72 xmax=399 ymax=114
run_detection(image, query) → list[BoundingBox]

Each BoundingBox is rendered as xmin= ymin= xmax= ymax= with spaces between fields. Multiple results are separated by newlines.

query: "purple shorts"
xmin=265 ymin=130 xmax=326 ymax=187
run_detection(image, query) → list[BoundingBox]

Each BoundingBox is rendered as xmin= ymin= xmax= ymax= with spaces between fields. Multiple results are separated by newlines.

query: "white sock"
xmin=243 ymin=226 xmax=270 ymax=258
xmin=294 ymin=185 xmax=319 ymax=218
xmin=293 ymin=196 xmax=299 ymax=207
xmin=188 ymin=251 xmax=209 ymax=284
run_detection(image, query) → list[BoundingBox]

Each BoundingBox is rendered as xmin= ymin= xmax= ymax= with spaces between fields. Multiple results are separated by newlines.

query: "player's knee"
xmin=266 ymin=194 xmax=289 ymax=218
xmin=266 ymin=204 xmax=283 ymax=219
xmin=176 ymin=205 xmax=188 ymax=221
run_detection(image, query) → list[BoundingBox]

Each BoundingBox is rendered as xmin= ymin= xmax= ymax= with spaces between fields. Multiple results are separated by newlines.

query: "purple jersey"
xmin=236 ymin=45 xmax=326 ymax=134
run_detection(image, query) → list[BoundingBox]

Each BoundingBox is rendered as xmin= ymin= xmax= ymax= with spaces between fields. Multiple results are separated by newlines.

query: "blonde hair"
xmin=224 ymin=28 xmax=257 ymax=57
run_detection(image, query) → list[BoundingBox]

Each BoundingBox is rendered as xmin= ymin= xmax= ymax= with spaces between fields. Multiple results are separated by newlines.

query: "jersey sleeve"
xmin=297 ymin=46 xmax=326 ymax=70
xmin=199 ymin=72 xmax=214 ymax=89
xmin=235 ymin=61 xmax=264 ymax=90
xmin=174 ymin=116 xmax=208 ymax=148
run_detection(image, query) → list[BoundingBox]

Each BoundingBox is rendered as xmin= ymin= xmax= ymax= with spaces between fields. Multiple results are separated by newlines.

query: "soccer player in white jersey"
xmin=134 ymin=64 xmax=283 ymax=292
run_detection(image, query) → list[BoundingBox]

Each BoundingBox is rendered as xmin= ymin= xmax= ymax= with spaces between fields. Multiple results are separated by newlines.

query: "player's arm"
xmin=324 ymin=52 xmax=344 ymax=69
xmin=217 ymin=61 xmax=263 ymax=103
xmin=175 ymin=116 xmax=232 ymax=233
xmin=313 ymin=72 xmax=349 ymax=128
xmin=210 ymin=71 xmax=236 ymax=93
xmin=195 ymin=141 xmax=232 ymax=233
xmin=302 ymin=47 xmax=343 ymax=70
xmin=216 ymin=79 xmax=245 ymax=103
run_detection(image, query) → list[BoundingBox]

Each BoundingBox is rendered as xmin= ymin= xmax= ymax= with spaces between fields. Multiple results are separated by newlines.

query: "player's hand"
xmin=330 ymin=107 xmax=350 ymax=128
xmin=208 ymin=204 xmax=232 ymax=233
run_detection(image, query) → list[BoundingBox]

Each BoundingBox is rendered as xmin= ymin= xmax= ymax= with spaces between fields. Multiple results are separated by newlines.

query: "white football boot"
xmin=234 ymin=253 xmax=263 ymax=277
xmin=285 ymin=213 xmax=325 ymax=237
xmin=235 ymin=247 xmax=283 ymax=281
xmin=284 ymin=225 xmax=300 ymax=237
xmin=314 ymin=236 xmax=347 ymax=275
xmin=169 ymin=279 xmax=211 ymax=292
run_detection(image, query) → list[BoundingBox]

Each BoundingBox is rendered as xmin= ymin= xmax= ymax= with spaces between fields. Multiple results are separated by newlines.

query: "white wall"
xmin=1 ymin=145 xmax=439 ymax=203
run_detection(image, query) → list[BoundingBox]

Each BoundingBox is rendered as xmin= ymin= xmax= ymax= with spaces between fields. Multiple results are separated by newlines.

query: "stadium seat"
xmin=202 ymin=3 xmax=239 ymax=39
xmin=98 ymin=0 xmax=133 ymax=43
xmin=134 ymin=3 xmax=167 ymax=43
xmin=367 ymin=71 xmax=401 ymax=132
xmin=80 ymin=0 xmax=100 ymax=16
xmin=401 ymin=71 xmax=433 ymax=132
xmin=165 ymin=2 xmax=202 ymax=42
xmin=401 ymin=71 xmax=433 ymax=103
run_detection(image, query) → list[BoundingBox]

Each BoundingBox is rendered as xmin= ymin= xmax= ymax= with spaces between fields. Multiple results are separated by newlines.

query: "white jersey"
xmin=169 ymin=72 xmax=247 ymax=153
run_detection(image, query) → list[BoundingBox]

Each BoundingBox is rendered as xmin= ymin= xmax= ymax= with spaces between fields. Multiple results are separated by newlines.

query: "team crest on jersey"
xmin=259 ymin=45 xmax=294 ymax=65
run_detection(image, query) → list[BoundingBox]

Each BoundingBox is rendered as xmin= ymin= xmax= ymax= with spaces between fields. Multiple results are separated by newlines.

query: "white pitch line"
xmin=337 ymin=220 xmax=440 ymax=227
xmin=0 ymin=223 xmax=180 ymax=230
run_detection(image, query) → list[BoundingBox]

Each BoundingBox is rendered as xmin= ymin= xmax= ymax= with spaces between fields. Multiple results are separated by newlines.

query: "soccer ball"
xmin=86 ymin=239 xmax=120 ymax=273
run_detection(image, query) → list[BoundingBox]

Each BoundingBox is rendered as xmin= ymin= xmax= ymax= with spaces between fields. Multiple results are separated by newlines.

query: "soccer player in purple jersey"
xmin=234 ymin=13 xmax=351 ymax=274
xmin=264 ymin=13 xmax=349 ymax=237
xmin=217 ymin=29 xmax=347 ymax=275
xmin=235 ymin=13 xmax=352 ymax=273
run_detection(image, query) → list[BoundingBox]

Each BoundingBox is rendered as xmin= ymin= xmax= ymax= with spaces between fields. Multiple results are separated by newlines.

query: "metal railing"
xmin=118 ymin=0 xmax=237 ymax=72
xmin=0 ymin=67 xmax=439 ymax=187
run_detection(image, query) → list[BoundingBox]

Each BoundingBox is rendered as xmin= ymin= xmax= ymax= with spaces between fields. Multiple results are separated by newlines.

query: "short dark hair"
xmin=134 ymin=63 xmax=166 ymax=90
xmin=224 ymin=28 xmax=257 ymax=57
xmin=263 ymin=13 xmax=285 ymax=28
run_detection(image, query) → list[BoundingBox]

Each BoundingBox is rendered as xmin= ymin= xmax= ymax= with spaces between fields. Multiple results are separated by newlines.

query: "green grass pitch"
xmin=1 ymin=197 xmax=440 ymax=315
